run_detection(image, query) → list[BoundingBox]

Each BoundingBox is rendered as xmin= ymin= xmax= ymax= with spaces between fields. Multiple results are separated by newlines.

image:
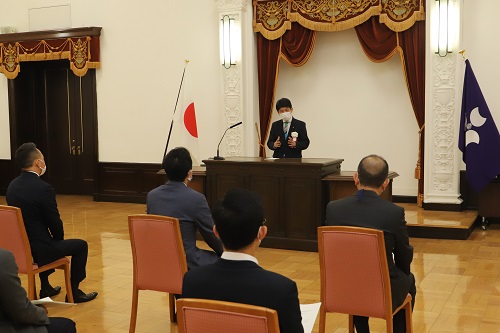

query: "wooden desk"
xmin=203 ymin=157 xmax=343 ymax=251
xmin=478 ymin=177 xmax=500 ymax=218
xmin=322 ymin=171 xmax=399 ymax=202
xmin=157 ymin=166 xmax=206 ymax=194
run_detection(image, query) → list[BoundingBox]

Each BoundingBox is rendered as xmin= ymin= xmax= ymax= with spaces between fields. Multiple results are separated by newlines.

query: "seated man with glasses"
xmin=267 ymin=97 xmax=310 ymax=158
xmin=182 ymin=188 xmax=304 ymax=333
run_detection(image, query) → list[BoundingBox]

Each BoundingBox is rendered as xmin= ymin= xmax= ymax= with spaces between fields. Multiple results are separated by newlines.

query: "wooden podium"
xmin=203 ymin=157 xmax=343 ymax=251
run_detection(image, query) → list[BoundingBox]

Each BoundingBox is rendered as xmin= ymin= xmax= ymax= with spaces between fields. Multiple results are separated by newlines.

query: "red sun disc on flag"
xmin=183 ymin=103 xmax=198 ymax=138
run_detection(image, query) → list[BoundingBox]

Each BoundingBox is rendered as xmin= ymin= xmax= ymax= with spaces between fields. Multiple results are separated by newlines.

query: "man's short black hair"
xmin=212 ymin=188 xmax=265 ymax=251
xmin=15 ymin=142 xmax=40 ymax=169
xmin=357 ymin=154 xmax=389 ymax=188
xmin=162 ymin=147 xmax=192 ymax=182
xmin=276 ymin=98 xmax=292 ymax=111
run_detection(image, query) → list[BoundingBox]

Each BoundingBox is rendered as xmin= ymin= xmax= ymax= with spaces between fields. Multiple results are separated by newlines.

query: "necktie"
xmin=283 ymin=122 xmax=290 ymax=138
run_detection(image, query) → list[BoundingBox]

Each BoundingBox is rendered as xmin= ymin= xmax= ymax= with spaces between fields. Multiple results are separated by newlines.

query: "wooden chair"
xmin=317 ymin=226 xmax=413 ymax=333
xmin=0 ymin=205 xmax=73 ymax=302
xmin=128 ymin=214 xmax=188 ymax=333
xmin=176 ymin=298 xmax=280 ymax=333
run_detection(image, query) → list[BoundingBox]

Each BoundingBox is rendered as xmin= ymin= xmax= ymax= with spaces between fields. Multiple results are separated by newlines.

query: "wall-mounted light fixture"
xmin=434 ymin=0 xmax=458 ymax=57
xmin=220 ymin=15 xmax=237 ymax=68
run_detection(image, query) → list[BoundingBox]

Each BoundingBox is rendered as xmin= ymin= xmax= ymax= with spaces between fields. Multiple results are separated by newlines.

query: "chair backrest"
xmin=177 ymin=298 xmax=280 ymax=333
xmin=318 ymin=226 xmax=392 ymax=320
xmin=128 ymin=214 xmax=188 ymax=294
xmin=0 ymin=205 xmax=34 ymax=274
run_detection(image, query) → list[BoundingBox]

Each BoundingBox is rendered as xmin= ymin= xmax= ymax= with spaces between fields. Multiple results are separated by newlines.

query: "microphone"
xmin=214 ymin=122 xmax=243 ymax=160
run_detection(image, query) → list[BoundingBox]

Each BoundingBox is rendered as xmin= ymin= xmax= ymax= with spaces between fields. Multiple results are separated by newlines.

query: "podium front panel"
xmin=203 ymin=157 xmax=343 ymax=251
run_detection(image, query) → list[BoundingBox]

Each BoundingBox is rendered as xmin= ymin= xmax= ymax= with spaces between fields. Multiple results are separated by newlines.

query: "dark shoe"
xmin=39 ymin=286 xmax=61 ymax=299
xmin=66 ymin=289 xmax=98 ymax=303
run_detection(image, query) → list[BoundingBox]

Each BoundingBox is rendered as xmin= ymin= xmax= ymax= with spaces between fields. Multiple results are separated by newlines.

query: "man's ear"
xmin=381 ymin=178 xmax=389 ymax=191
xmin=353 ymin=172 xmax=360 ymax=186
xmin=257 ymin=226 xmax=268 ymax=241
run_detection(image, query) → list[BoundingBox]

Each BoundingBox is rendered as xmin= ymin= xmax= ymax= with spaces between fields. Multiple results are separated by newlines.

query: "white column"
xmin=424 ymin=0 xmax=463 ymax=206
xmin=216 ymin=0 xmax=259 ymax=158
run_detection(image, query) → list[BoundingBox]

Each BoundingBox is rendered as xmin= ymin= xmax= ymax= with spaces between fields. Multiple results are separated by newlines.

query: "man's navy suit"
xmin=267 ymin=117 xmax=310 ymax=158
xmin=182 ymin=258 xmax=304 ymax=333
xmin=325 ymin=190 xmax=415 ymax=333
xmin=147 ymin=181 xmax=223 ymax=269
xmin=6 ymin=171 xmax=88 ymax=284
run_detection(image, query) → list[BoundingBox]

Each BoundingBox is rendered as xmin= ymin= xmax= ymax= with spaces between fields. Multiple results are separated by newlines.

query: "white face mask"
xmin=280 ymin=112 xmax=292 ymax=122
xmin=38 ymin=159 xmax=47 ymax=176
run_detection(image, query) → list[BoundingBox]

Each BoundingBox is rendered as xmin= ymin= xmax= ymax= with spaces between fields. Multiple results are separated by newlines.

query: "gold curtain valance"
xmin=254 ymin=0 xmax=425 ymax=40
xmin=0 ymin=27 xmax=101 ymax=79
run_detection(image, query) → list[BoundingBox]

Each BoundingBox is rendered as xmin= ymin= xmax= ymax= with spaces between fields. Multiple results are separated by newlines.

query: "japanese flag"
xmin=174 ymin=69 xmax=201 ymax=165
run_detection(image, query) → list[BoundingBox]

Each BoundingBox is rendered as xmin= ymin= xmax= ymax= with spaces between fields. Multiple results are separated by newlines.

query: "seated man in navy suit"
xmin=7 ymin=142 xmax=98 ymax=303
xmin=182 ymin=188 xmax=304 ymax=333
xmin=267 ymin=97 xmax=310 ymax=158
xmin=325 ymin=154 xmax=416 ymax=333
xmin=147 ymin=147 xmax=223 ymax=269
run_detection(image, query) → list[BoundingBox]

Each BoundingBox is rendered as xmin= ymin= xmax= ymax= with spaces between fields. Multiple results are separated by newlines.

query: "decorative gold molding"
xmin=254 ymin=0 xmax=424 ymax=39
xmin=0 ymin=27 xmax=101 ymax=79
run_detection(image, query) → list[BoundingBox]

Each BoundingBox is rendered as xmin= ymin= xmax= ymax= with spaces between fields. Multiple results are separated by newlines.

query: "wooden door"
xmin=8 ymin=60 xmax=97 ymax=195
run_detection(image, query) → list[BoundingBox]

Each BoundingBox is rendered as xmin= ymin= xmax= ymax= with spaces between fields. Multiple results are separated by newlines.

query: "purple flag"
xmin=458 ymin=60 xmax=500 ymax=192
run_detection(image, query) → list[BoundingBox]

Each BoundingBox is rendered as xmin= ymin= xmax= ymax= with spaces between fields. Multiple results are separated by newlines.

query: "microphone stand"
xmin=214 ymin=122 xmax=242 ymax=160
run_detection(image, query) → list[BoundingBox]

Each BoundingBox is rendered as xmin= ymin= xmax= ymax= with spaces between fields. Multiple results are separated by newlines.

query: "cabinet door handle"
xmin=77 ymin=146 xmax=81 ymax=155
xmin=71 ymin=146 xmax=76 ymax=155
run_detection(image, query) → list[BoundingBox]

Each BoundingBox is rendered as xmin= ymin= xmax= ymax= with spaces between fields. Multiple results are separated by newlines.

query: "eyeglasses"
xmin=262 ymin=218 xmax=267 ymax=226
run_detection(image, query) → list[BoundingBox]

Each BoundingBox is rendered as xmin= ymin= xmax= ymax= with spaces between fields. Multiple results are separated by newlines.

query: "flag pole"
xmin=163 ymin=59 xmax=190 ymax=159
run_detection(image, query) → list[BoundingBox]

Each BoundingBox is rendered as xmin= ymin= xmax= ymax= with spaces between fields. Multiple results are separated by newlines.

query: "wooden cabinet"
xmin=323 ymin=171 xmax=399 ymax=202
xmin=203 ymin=157 xmax=343 ymax=251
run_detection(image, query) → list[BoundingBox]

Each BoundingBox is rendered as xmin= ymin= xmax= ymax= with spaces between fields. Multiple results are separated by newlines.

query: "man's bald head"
xmin=357 ymin=155 xmax=389 ymax=188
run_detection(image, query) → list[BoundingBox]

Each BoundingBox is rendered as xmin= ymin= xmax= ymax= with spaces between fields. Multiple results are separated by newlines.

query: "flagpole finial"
xmin=458 ymin=50 xmax=466 ymax=61
xmin=185 ymin=59 xmax=190 ymax=64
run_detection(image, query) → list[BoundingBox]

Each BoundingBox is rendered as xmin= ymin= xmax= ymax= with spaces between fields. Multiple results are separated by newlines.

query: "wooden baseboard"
xmin=96 ymin=162 xmax=162 ymax=203
xmin=422 ymin=202 xmax=463 ymax=212
xmin=393 ymin=195 xmax=417 ymax=204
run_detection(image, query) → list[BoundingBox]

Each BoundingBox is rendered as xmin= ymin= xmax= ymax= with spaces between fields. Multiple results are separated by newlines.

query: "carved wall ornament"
xmin=431 ymin=54 xmax=457 ymax=192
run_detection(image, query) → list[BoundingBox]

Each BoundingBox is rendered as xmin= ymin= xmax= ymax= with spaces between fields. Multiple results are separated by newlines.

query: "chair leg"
xmin=63 ymin=264 xmax=74 ymax=303
xmin=318 ymin=305 xmax=326 ymax=333
xmin=348 ymin=315 xmax=354 ymax=333
xmin=386 ymin=319 xmax=393 ymax=333
xmin=405 ymin=301 xmax=413 ymax=333
xmin=129 ymin=286 xmax=139 ymax=333
xmin=27 ymin=273 xmax=36 ymax=300
xmin=169 ymin=293 xmax=176 ymax=323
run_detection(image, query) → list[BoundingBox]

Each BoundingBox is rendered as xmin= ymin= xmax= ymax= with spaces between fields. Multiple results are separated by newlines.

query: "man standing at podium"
xmin=267 ymin=98 xmax=310 ymax=158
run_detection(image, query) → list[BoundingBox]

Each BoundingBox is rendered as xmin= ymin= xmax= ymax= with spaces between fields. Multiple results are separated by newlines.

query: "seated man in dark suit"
xmin=267 ymin=97 xmax=310 ymax=158
xmin=182 ymin=188 xmax=304 ymax=333
xmin=6 ymin=143 xmax=98 ymax=303
xmin=0 ymin=247 xmax=76 ymax=333
xmin=325 ymin=154 xmax=416 ymax=333
xmin=147 ymin=147 xmax=223 ymax=269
